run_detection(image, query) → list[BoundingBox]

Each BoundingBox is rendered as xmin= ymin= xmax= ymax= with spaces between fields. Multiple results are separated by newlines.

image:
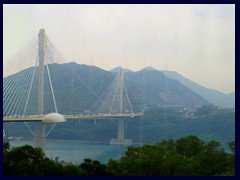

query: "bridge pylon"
xmin=35 ymin=29 xmax=46 ymax=151
xmin=109 ymin=70 xmax=133 ymax=145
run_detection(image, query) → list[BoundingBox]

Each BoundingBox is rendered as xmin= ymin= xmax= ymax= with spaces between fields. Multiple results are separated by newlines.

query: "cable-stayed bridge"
xmin=3 ymin=29 xmax=143 ymax=150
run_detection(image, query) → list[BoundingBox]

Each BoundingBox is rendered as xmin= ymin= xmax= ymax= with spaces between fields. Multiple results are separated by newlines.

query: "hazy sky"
xmin=3 ymin=4 xmax=235 ymax=93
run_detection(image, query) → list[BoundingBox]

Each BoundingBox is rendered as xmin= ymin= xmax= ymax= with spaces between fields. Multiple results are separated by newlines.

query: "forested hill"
xmin=125 ymin=69 xmax=208 ymax=110
xmin=4 ymin=62 xmax=209 ymax=115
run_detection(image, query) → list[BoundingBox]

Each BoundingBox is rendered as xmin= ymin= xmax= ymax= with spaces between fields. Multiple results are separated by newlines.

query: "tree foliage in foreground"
xmin=107 ymin=135 xmax=235 ymax=176
xmin=3 ymin=135 xmax=235 ymax=176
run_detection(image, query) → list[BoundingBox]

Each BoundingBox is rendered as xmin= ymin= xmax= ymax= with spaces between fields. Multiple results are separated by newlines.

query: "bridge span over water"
xmin=3 ymin=29 xmax=144 ymax=151
xmin=3 ymin=113 xmax=144 ymax=122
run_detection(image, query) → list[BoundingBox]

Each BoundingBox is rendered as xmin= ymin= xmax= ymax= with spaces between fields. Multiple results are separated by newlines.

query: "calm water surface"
xmin=9 ymin=139 xmax=129 ymax=164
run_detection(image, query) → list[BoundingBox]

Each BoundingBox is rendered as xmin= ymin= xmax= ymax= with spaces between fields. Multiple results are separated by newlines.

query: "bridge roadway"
xmin=3 ymin=113 xmax=144 ymax=122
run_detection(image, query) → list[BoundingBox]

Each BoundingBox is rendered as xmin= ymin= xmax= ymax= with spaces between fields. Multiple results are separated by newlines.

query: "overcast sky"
xmin=3 ymin=4 xmax=235 ymax=94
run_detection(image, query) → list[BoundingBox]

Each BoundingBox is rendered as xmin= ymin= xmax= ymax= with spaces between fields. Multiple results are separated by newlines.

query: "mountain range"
xmin=111 ymin=66 xmax=235 ymax=108
xmin=3 ymin=63 xmax=234 ymax=117
xmin=4 ymin=62 xmax=211 ymax=115
xmin=161 ymin=70 xmax=235 ymax=108
xmin=3 ymin=63 xmax=235 ymax=145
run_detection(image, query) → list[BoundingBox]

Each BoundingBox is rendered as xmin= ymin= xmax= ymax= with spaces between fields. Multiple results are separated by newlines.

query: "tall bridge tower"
xmin=110 ymin=70 xmax=132 ymax=145
xmin=35 ymin=29 xmax=46 ymax=150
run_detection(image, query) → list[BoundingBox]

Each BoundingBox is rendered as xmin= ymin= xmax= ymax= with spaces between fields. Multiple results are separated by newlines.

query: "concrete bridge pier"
xmin=110 ymin=118 xmax=132 ymax=145
xmin=35 ymin=122 xmax=46 ymax=151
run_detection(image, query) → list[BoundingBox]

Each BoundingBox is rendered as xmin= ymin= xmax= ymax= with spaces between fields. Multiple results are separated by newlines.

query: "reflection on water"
xmin=9 ymin=139 xmax=129 ymax=164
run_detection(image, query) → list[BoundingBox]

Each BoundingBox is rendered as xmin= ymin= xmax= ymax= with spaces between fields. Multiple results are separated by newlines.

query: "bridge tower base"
xmin=35 ymin=122 xmax=46 ymax=152
xmin=110 ymin=119 xmax=132 ymax=145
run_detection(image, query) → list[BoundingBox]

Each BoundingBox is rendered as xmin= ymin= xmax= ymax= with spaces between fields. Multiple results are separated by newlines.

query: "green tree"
xmin=80 ymin=158 xmax=109 ymax=176
xmin=220 ymin=141 xmax=235 ymax=176
xmin=3 ymin=136 xmax=235 ymax=176
xmin=200 ymin=140 xmax=231 ymax=175
xmin=37 ymin=159 xmax=64 ymax=176
xmin=63 ymin=163 xmax=85 ymax=176
xmin=176 ymin=135 xmax=205 ymax=158
xmin=3 ymin=143 xmax=65 ymax=176
xmin=4 ymin=144 xmax=46 ymax=175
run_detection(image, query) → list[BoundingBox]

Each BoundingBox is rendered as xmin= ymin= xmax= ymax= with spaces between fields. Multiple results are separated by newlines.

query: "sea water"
xmin=9 ymin=139 xmax=129 ymax=165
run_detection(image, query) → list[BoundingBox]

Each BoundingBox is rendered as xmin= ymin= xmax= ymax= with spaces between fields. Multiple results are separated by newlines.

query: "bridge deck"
xmin=3 ymin=113 xmax=144 ymax=122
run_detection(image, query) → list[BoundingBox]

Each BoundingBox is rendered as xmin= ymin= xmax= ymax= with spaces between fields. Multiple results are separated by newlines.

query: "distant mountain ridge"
xmin=124 ymin=69 xmax=208 ymax=109
xmin=111 ymin=66 xmax=234 ymax=108
xmin=161 ymin=70 xmax=235 ymax=108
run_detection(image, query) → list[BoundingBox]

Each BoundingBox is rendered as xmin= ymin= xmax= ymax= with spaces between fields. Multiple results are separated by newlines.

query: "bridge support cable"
xmin=125 ymin=116 xmax=134 ymax=125
xmin=14 ymin=69 xmax=34 ymax=115
xmin=46 ymin=64 xmax=58 ymax=113
xmin=3 ymin=37 xmax=39 ymax=116
xmin=109 ymin=83 xmax=120 ymax=114
xmin=45 ymin=63 xmax=59 ymax=139
xmin=46 ymin=35 xmax=100 ymax=106
xmin=3 ymin=70 xmax=24 ymax=99
xmin=23 ymin=57 xmax=38 ymax=115
xmin=22 ymin=58 xmax=39 ymax=138
xmin=3 ymin=67 xmax=30 ymax=110
xmin=3 ymin=36 xmax=38 ymax=78
xmin=3 ymin=80 xmax=20 ymax=115
xmin=24 ymin=122 xmax=35 ymax=137
xmin=3 ymin=78 xmax=14 ymax=99
xmin=45 ymin=35 xmax=69 ymax=64
xmin=4 ymin=66 xmax=33 ymax=116
xmin=45 ymin=42 xmax=69 ymax=113
xmin=45 ymin=123 xmax=57 ymax=138
xmin=123 ymin=81 xmax=134 ymax=114
xmin=93 ymin=72 xmax=123 ymax=114
xmin=69 ymin=65 xmax=100 ymax=101
xmin=92 ymin=76 xmax=116 ymax=114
